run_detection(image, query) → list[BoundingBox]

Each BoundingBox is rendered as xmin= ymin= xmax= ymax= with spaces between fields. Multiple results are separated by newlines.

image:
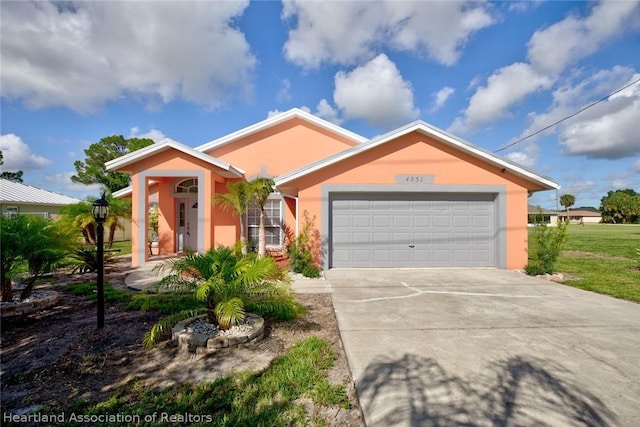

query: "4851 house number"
xmin=395 ymin=174 xmax=434 ymax=184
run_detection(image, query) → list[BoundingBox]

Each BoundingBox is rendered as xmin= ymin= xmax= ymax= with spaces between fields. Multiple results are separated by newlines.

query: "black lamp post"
xmin=91 ymin=193 xmax=109 ymax=329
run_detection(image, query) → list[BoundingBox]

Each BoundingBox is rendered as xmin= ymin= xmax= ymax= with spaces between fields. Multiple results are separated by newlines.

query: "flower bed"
xmin=171 ymin=313 xmax=265 ymax=353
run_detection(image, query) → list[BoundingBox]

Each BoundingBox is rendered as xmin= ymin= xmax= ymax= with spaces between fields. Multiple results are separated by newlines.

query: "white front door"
xmin=177 ymin=199 xmax=198 ymax=252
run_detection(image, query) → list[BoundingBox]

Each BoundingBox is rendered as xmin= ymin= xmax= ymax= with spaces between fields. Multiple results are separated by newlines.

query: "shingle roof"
xmin=0 ymin=179 xmax=81 ymax=206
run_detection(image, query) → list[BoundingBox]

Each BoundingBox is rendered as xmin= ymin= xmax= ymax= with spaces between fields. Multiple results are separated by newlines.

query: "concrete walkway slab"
xmin=125 ymin=260 xmax=173 ymax=291
xmin=327 ymin=268 xmax=640 ymax=427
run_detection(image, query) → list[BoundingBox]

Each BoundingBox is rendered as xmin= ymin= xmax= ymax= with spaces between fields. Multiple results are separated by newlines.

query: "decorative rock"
xmin=0 ymin=291 xmax=59 ymax=318
xmin=171 ymin=313 xmax=265 ymax=353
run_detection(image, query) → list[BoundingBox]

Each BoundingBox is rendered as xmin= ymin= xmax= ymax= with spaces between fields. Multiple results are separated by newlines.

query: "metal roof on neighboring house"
xmin=0 ymin=179 xmax=81 ymax=206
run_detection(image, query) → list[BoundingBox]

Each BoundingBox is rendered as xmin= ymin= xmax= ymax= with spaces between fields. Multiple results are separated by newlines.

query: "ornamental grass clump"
xmin=143 ymin=245 xmax=302 ymax=348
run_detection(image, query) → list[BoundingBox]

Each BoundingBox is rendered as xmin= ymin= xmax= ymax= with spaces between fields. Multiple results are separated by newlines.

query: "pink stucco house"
xmin=106 ymin=109 xmax=559 ymax=270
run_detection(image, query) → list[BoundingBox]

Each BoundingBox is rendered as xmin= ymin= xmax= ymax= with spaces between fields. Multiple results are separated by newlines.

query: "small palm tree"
xmin=559 ymin=193 xmax=575 ymax=219
xmin=1 ymin=215 xmax=76 ymax=301
xmin=250 ymin=177 xmax=275 ymax=257
xmin=143 ymin=245 xmax=299 ymax=348
xmin=104 ymin=195 xmax=131 ymax=248
xmin=60 ymin=201 xmax=96 ymax=244
xmin=214 ymin=181 xmax=253 ymax=255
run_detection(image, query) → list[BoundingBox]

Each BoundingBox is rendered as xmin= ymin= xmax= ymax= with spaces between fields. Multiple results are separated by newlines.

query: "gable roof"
xmin=275 ymin=120 xmax=560 ymax=190
xmin=195 ymin=108 xmax=368 ymax=153
xmin=105 ymin=138 xmax=245 ymax=177
xmin=0 ymin=179 xmax=81 ymax=206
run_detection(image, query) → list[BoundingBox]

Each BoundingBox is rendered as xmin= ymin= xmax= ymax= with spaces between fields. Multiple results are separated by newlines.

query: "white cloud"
xmin=282 ymin=1 xmax=494 ymax=68
xmin=559 ymin=86 xmax=640 ymax=159
xmin=276 ymin=79 xmax=292 ymax=103
xmin=333 ymin=54 xmax=419 ymax=128
xmin=450 ymin=63 xmax=552 ymax=133
xmin=0 ymin=134 xmax=51 ymax=171
xmin=527 ymin=1 xmax=640 ymax=75
xmin=315 ymin=99 xmax=343 ymax=125
xmin=431 ymin=86 xmax=455 ymax=112
xmin=44 ymin=171 xmax=102 ymax=196
xmin=632 ymin=159 xmax=640 ymax=172
xmin=129 ymin=127 xmax=167 ymax=143
xmin=505 ymin=142 xmax=540 ymax=168
xmin=0 ymin=1 xmax=255 ymax=113
xmin=451 ymin=1 xmax=640 ymax=133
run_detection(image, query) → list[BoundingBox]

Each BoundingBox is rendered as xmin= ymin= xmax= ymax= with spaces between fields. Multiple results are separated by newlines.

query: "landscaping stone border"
xmin=0 ymin=290 xmax=60 ymax=318
xmin=171 ymin=313 xmax=265 ymax=353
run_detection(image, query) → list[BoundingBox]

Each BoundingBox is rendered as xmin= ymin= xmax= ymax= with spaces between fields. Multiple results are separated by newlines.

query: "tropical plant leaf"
xmin=214 ymin=297 xmax=245 ymax=330
xmin=143 ymin=308 xmax=205 ymax=349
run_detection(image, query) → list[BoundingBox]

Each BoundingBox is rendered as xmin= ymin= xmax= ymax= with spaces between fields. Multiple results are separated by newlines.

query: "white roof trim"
xmin=275 ymin=121 xmax=560 ymax=190
xmin=195 ymin=108 xmax=368 ymax=153
xmin=112 ymin=186 xmax=132 ymax=198
xmin=105 ymin=138 xmax=245 ymax=177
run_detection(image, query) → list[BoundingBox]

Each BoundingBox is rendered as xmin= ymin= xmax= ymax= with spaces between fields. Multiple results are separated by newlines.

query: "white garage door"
xmin=330 ymin=193 xmax=496 ymax=268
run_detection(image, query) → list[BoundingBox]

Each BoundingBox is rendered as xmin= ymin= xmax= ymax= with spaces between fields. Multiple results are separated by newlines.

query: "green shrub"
xmin=524 ymin=260 xmax=546 ymax=276
xmin=301 ymin=264 xmax=320 ymax=278
xmin=64 ymin=282 xmax=132 ymax=303
xmin=526 ymin=221 xmax=568 ymax=275
xmin=68 ymin=246 xmax=114 ymax=273
xmin=144 ymin=246 xmax=302 ymax=348
xmin=1 ymin=215 xmax=76 ymax=301
xmin=287 ymin=211 xmax=321 ymax=278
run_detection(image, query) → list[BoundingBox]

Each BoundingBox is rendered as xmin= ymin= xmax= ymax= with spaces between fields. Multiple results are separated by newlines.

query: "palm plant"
xmin=214 ymin=180 xmax=253 ymax=255
xmin=104 ymin=195 xmax=131 ymax=248
xmin=1 ymin=215 xmax=77 ymax=301
xmin=143 ymin=245 xmax=300 ymax=348
xmin=59 ymin=201 xmax=96 ymax=244
xmin=250 ymin=177 xmax=275 ymax=257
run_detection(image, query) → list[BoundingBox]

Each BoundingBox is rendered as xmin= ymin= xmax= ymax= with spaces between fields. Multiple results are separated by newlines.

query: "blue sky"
xmin=1 ymin=0 xmax=639 ymax=209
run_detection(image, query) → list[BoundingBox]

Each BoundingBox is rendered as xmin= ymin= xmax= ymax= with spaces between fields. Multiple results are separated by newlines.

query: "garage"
xmin=330 ymin=192 xmax=497 ymax=268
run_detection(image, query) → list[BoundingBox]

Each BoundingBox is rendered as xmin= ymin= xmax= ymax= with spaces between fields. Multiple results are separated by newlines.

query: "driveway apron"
xmin=327 ymin=269 xmax=640 ymax=427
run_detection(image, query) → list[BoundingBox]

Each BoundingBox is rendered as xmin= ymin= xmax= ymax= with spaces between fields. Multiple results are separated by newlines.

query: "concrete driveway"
xmin=326 ymin=269 xmax=640 ymax=427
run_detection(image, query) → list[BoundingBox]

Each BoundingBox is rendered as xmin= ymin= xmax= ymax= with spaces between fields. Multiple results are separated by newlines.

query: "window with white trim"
xmin=247 ymin=196 xmax=282 ymax=249
xmin=5 ymin=206 xmax=19 ymax=218
xmin=176 ymin=178 xmax=198 ymax=193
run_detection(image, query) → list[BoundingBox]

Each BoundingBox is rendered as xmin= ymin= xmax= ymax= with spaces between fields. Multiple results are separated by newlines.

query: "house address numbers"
xmin=395 ymin=174 xmax=435 ymax=184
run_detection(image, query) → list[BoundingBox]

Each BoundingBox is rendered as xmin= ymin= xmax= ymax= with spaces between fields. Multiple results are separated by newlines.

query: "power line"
xmin=494 ymin=76 xmax=640 ymax=153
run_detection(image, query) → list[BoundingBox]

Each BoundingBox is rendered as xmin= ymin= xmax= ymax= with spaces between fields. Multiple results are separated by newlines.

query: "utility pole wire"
xmin=494 ymin=76 xmax=640 ymax=153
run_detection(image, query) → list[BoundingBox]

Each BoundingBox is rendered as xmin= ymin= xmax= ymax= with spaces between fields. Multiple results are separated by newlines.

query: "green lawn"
xmin=109 ymin=240 xmax=132 ymax=255
xmin=531 ymin=224 xmax=640 ymax=302
xmin=53 ymin=337 xmax=348 ymax=426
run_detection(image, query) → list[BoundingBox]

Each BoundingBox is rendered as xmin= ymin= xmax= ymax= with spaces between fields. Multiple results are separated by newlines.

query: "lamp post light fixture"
xmin=91 ymin=193 xmax=110 ymax=329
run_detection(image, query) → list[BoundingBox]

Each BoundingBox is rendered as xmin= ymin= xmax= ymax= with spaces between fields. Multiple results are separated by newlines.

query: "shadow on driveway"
xmin=358 ymin=353 xmax=615 ymax=426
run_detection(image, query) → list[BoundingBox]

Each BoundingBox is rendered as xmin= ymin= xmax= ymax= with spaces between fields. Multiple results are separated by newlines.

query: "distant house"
xmin=0 ymin=179 xmax=81 ymax=220
xmin=558 ymin=207 xmax=602 ymax=224
xmin=527 ymin=204 xmax=558 ymax=226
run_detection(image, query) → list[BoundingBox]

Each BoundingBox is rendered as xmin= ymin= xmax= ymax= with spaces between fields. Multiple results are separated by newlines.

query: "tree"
xmin=0 ymin=150 xmax=24 ymax=183
xmin=60 ymin=196 xmax=132 ymax=248
xmin=59 ymin=201 xmax=97 ymax=245
xmin=71 ymin=136 xmax=154 ymax=194
xmin=214 ymin=180 xmax=253 ymax=255
xmin=600 ymin=189 xmax=640 ymax=224
xmin=559 ymin=194 xmax=575 ymax=214
xmin=249 ymin=177 xmax=275 ymax=257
